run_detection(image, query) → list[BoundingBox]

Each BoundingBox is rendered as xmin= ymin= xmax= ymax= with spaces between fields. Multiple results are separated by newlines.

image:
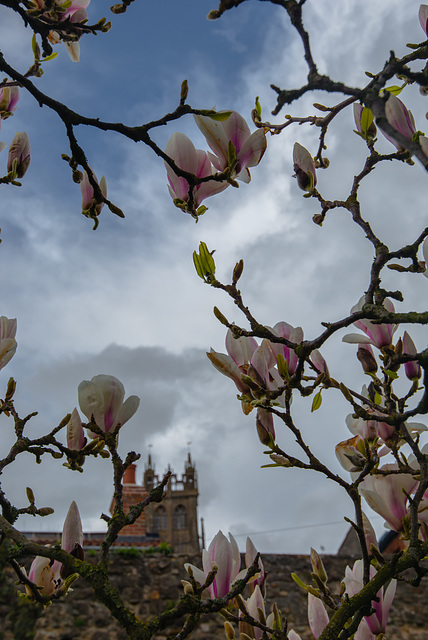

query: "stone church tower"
xmin=144 ymin=452 xmax=200 ymax=554
xmin=111 ymin=454 xmax=200 ymax=553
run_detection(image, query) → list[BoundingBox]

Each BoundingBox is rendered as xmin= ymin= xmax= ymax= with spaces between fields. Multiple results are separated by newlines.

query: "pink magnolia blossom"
xmin=26 ymin=501 xmax=83 ymax=598
xmin=379 ymin=92 xmax=416 ymax=149
xmin=346 ymin=405 xmax=395 ymax=444
xmin=44 ymin=0 xmax=91 ymax=62
xmin=342 ymin=296 xmax=396 ymax=349
xmin=0 ymin=316 xmax=17 ymax=371
xmin=80 ymin=168 xmax=107 ymax=216
xmin=360 ymin=465 xmax=418 ymax=531
xmin=293 ymin=142 xmax=317 ymax=191
xmin=67 ymin=407 xmax=86 ymax=450
xmin=26 ymin=555 xmax=61 ymax=597
xmin=343 ymin=560 xmax=396 ymax=635
xmin=0 ymin=86 xmax=19 ymax=119
xmin=185 ymin=531 xmax=246 ymax=598
xmin=194 ymin=110 xmax=266 ymax=183
xmin=78 ymin=374 xmax=140 ymax=433
xmin=269 ymin=321 xmax=304 ymax=375
xmin=419 ymin=4 xmax=428 ymax=36
xmin=335 ymin=435 xmax=368 ymax=473
xmin=402 ymin=331 xmax=421 ymax=380
xmin=208 ymin=334 xmax=286 ymax=412
xmin=7 ymin=132 xmax=30 ymax=178
xmin=165 ymin=132 xmax=228 ymax=212
xmin=353 ymin=103 xmax=376 ymax=140
xmin=62 ymin=0 xmax=90 ymax=21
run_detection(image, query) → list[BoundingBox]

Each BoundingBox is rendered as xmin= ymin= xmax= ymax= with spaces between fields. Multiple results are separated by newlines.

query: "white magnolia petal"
xmin=116 ymin=395 xmax=140 ymax=427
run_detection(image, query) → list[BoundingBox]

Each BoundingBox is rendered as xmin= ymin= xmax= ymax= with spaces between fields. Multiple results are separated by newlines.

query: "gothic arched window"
xmin=153 ymin=506 xmax=167 ymax=531
xmin=173 ymin=505 xmax=187 ymax=530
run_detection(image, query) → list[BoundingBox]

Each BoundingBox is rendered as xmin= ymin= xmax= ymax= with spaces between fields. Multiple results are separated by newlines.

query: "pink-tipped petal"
xmin=308 ymin=593 xmax=329 ymax=638
xmin=419 ymin=4 xmax=428 ymax=36
xmin=61 ymin=501 xmax=83 ymax=554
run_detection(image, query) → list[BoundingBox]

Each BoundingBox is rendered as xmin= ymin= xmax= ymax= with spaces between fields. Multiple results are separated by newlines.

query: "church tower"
xmin=144 ymin=452 xmax=200 ymax=553
xmin=112 ymin=454 xmax=200 ymax=553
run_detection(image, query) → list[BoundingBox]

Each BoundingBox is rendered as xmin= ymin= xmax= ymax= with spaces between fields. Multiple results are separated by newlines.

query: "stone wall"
xmin=2 ymin=553 xmax=427 ymax=639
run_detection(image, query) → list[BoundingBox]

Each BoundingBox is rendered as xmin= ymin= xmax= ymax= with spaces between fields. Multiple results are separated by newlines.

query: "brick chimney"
xmin=110 ymin=463 xmax=149 ymax=537
xmin=123 ymin=463 xmax=137 ymax=484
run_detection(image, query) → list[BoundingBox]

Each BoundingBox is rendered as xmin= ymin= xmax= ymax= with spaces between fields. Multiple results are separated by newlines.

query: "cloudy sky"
xmin=0 ymin=0 xmax=427 ymax=554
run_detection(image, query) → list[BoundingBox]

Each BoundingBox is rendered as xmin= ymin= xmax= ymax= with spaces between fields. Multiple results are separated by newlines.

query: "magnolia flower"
xmin=346 ymin=408 xmax=394 ymax=443
xmin=208 ymin=329 xmax=287 ymax=414
xmin=185 ymin=530 xmax=246 ymax=598
xmin=379 ymin=92 xmax=416 ymax=149
xmin=62 ymin=0 xmax=90 ymax=21
xmin=78 ymin=374 xmax=140 ymax=433
xmin=335 ymin=435 xmax=368 ymax=473
xmin=194 ymin=110 xmax=266 ymax=182
xmin=26 ymin=555 xmax=61 ymax=597
xmin=165 ymin=132 xmax=228 ymax=212
xmin=402 ymin=331 xmax=421 ymax=380
xmin=293 ymin=142 xmax=317 ymax=191
xmin=269 ymin=321 xmax=304 ymax=376
xmin=353 ymin=103 xmax=376 ymax=140
xmin=343 ymin=560 xmax=396 ymax=635
xmin=43 ymin=0 xmax=91 ymax=62
xmin=67 ymin=408 xmax=86 ymax=450
xmin=342 ymin=297 xmax=396 ymax=349
xmin=0 ymin=316 xmax=17 ymax=371
xmin=7 ymin=132 xmax=30 ymax=178
xmin=80 ymin=168 xmax=107 ymax=216
xmin=0 ymin=86 xmax=19 ymax=119
xmin=26 ymin=501 xmax=83 ymax=598
xmin=419 ymin=4 xmax=428 ymax=36
xmin=360 ymin=465 xmax=418 ymax=531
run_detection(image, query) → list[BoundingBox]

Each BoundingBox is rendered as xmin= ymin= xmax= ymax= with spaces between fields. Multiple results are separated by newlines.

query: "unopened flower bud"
xmin=256 ymin=408 xmax=275 ymax=446
xmin=5 ymin=377 xmax=16 ymax=401
xmin=181 ymin=580 xmax=194 ymax=595
xmin=403 ymin=331 xmax=421 ymax=380
xmin=232 ymin=259 xmax=244 ymax=284
xmin=110 ymin=3 xmax=127 ymax=14
xmin=310 ymin=547 xmax=328 ymax=584
xmin=7 ymin=132 xmax=30 ymax=178
xmin=293 ymin=142 xmax=317 ymax=191
xmin=357 ymin=344 xmax=378 ymax=373
xmin=270 ymin=453 xmax=290 ymax=466
xmin=38 ymin=507 xmax=55 ymax=516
